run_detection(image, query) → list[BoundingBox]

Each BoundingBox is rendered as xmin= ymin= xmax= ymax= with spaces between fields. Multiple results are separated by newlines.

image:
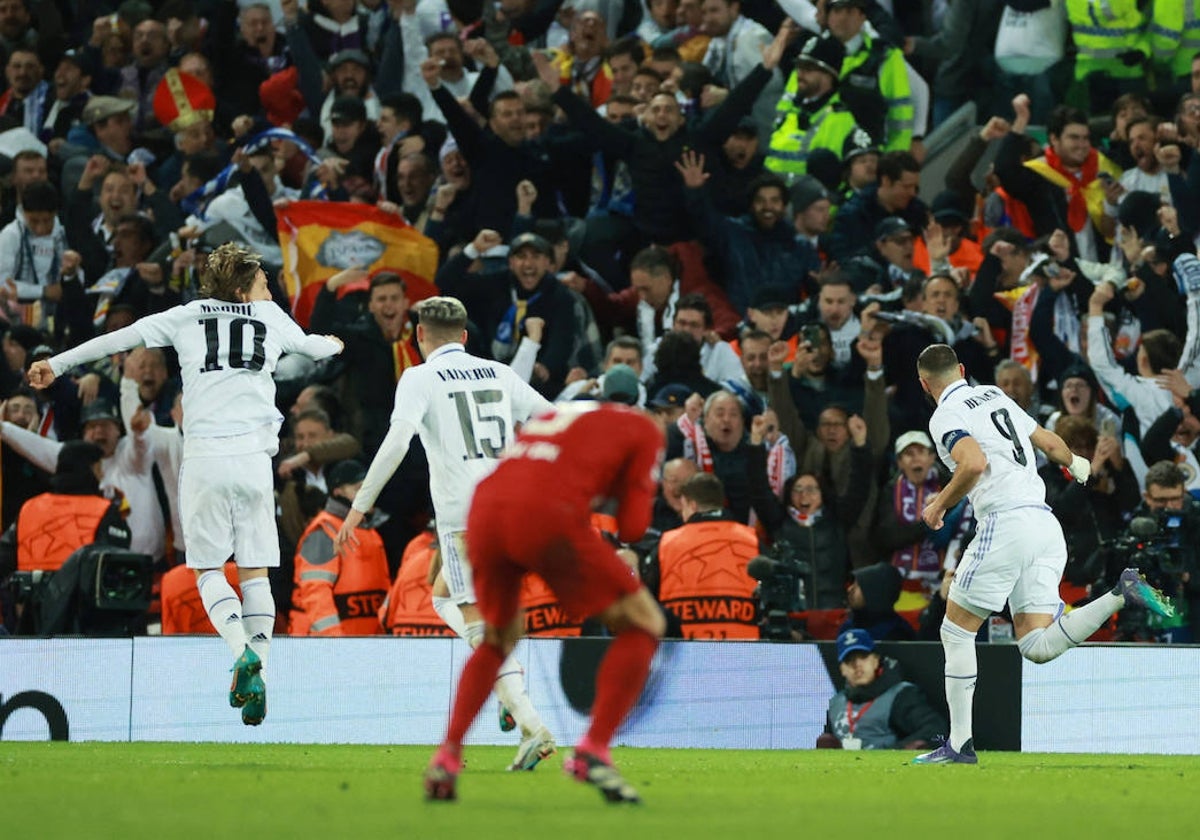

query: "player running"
xmin=334 ymin=296 xmax=556 ymax=770
xmin=424 ymin=400 xmax=665 ymax=804
xmin=28 ymin=244 xmax=343 ymax=725
xmin=912 ymin=344 xmax=1174 ymax=765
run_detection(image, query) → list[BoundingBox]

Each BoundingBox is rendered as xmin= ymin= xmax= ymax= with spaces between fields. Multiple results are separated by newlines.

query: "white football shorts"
xmin=180 ymin=451 xmax=280 ymax=570
xmin=949 ymin=504 xmax=1067 ymax=617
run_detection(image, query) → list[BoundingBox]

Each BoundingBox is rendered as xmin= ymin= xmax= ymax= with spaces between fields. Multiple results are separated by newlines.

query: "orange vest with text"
xmin=16 ymin=493 xmax=112 ymax=572
xmin=521 ymin=572 xmax=584 ymax=636
xmin=657 ymin=518 xmax=760 ymax=639
xmin=379 ymin=531 xmax=454 ymax=636
xmin=290 ymin=509 xmax=389 ymax=636
xmin=161 ymin=562 xmax=240 ymax=635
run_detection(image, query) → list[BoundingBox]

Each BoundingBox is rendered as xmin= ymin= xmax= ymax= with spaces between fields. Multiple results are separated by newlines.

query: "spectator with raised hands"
xmin=995 ymin=94 xmax=1122 ymax=261
xmin=538 ymin=19 xmax=792 ymax=250
xmin=677 ymin=149 xmax=818 ymax=314
xmin=664 ymin=389 xmax=784 ymax=528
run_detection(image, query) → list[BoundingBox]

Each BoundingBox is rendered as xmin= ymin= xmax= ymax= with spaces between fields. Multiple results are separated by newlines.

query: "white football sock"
xmin=495 ymin=655 xmax=545 ymax=737
xmin=432 ymin=595 xmax=470 ymax=638
xmin=198 ymin=570 xmax=247 ymax=658
xmin=240 ymin=577 xmax=275 ymax=666
xmin=463 ymin=620 xmax=485 ymax=649
xmin=941 ymin=618 xmax=977 ymax=752
xmin=1018 ymin=592 xmax=1122 ymax=664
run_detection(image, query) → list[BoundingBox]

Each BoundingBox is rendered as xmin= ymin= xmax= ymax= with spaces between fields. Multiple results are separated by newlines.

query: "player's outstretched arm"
xmin=335 ymin=420 xmax=418 ymax=553
xmin=1030 ymin=426 xmax=1090 ymax=484
xmin=29 ymin=325 xmax=146 ymax=389
xmin=922 ymin=436 xmax=987 ymax=530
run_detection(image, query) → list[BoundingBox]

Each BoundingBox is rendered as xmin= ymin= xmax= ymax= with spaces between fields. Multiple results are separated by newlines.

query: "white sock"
xmin=941 ymin=618 xmax=977 ymax=752
xmin=463 ymin=620 xmax=485 ymax=649
xmin=240 ymin=577 xmax=276 ymax=666
xmin=432 ymin=595 xmax=470 ymax=638
xmin=198 ymin=570 xmax=247 ymax=658
xmin=495 ymin=655 xmax=545 ymax=737
xmin=1018 ymin=592 xmax=1123 ymax=664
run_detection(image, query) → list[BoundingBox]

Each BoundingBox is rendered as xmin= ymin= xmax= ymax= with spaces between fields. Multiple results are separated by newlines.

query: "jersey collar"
xmin=938 ymin=379 xmax=968 ymax=405
xmin=427 ymin=342 xmax=466 ymax=361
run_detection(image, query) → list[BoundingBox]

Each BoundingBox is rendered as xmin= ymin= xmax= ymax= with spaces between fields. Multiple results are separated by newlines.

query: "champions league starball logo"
xmin=316 ymin=231 xmax=386 ymax=269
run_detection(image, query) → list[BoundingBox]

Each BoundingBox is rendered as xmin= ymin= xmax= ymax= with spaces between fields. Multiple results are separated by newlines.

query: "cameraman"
xmin=0 ymin=441 xmax=132 ymax=634
xmin=1126 ymin=462 xmax=1200 ymax=642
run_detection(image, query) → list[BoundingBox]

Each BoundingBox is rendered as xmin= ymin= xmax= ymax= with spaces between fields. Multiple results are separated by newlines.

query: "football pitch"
xmin=4 ymin=743 xmax=1197 ymax=839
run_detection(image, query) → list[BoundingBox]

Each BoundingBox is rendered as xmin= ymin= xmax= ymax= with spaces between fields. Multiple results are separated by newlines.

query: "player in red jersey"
xmin=424 ymin=401 xmax=666 ymax=804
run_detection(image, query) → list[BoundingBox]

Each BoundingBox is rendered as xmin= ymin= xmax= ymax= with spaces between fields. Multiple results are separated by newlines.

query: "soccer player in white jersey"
xmin=334 ymin=296 xmax=558 ymax=770
xmin=27 ymin=244 xmax=344 ymax=726
xmin=911 ymin=344 xmax=1174 ymax=765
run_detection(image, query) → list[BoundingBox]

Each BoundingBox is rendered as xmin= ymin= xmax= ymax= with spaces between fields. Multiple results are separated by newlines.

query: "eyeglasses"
xmin=792 ymin=485 xmax=821 ymax=495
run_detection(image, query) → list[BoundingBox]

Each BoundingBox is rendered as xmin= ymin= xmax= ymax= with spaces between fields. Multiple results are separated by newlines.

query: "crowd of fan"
xmin=1 ymin=0 xmax=1200 ymax=642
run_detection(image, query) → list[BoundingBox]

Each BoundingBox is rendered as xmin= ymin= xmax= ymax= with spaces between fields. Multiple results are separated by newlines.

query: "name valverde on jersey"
xmin=928 ymin=380 xmax=1048 ymax=518
xmin=389 ymin=343 xmax=552 ymax=530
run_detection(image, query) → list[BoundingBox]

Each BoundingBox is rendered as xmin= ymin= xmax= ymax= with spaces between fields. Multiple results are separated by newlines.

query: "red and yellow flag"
xmin=276 ymin=201 xmax=439 ymax=327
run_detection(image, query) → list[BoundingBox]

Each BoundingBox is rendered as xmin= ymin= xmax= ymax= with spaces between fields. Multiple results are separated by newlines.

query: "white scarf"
xmin=637 ymin=281 xmax=679 ymax=362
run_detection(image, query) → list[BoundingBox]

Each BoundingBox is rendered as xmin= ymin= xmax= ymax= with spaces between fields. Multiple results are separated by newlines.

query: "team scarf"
xmin=1004 ymin=281 xmax=1040 ymax=381
xmin=677 ymin=413 xmax=713 ymax=473
xmin=391 ymin=322 xmax=420 ymax=381
xmin=492 ymin=289 xmax=541 ymax=362
xmin=766 ymin=434 xmax=795 ymax=500
xmin=1043 ymin=145 xmax=1098 ymax=232
xmin=183 ymin=128 xmax=326 ymax=218
xmin=892 ymin=471 xmax=942 ymax=579
xmin=786 ymin=504 xmax=822 ymax=527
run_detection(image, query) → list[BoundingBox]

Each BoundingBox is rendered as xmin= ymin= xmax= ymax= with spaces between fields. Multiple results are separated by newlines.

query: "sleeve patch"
xmin=941 ymin=430 xmax=971 ymax=452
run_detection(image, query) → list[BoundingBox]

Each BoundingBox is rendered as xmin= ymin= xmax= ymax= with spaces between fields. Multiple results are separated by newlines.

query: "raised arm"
xmin=1030 ymin=425 xmax=1090 ymax=483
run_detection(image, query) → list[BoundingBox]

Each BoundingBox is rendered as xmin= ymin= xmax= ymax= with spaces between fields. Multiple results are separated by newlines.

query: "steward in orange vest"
xmin=648 ymin=473 xmax=760 ymax=639
xmin=379 ymin=527 xmax=454 ymax=637
xmin=0 ymin=440 xmax=130 ymax=577
xmin=289 ymin=460 xmax=390 ymax=636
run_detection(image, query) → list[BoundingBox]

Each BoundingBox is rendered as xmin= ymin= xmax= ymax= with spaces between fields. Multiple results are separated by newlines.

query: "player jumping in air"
xmin=912 ymin=344 xmax=1173 ymax=764
xmin=28 ymin=244 xmax=344 ymax=725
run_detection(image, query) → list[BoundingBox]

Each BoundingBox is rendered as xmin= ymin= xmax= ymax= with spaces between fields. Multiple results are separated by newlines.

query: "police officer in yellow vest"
xmin=766 ymin=34 xmax=861 ymax=184
xmin=1149 ymin=0 xmax=1200 ymax=94
xmin=824 ymin=0 xmax=912 ymax=152
xmin=651 ymin=472 xmax=760 ymax=639
xmin=1066 ymin=0 xmax=1149 ymax=111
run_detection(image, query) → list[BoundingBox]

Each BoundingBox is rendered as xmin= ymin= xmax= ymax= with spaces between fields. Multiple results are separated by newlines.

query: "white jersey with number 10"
xmin=390 ymin=343 xmax=552 ymax=530
xmin=131 ymin=299 xmax=341 ymax=443
xmin=928 ymin=380 xmax=1047 ymax=518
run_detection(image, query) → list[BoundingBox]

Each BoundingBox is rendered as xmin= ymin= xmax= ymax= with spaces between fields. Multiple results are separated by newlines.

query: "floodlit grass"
xmin=4 ymin=743 xmax=1197 ymax=839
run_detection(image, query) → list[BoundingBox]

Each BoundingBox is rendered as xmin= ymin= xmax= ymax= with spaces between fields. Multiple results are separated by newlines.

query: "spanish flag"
xmin=276 ymin=201 xmax=440 ymax=327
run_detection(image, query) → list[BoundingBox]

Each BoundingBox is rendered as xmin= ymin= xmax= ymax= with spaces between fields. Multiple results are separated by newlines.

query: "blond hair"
xmin=415 ymin=296 xmax=468 ymax=337
xmin=199 ymin=243 xmax=263 ymax=302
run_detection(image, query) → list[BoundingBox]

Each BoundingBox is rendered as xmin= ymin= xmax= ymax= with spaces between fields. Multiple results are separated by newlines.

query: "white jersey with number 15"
xmin=390 ymin=343 xmax=553 ymax=530
xmin=928 ymin=380 xmax=1047 ymax=518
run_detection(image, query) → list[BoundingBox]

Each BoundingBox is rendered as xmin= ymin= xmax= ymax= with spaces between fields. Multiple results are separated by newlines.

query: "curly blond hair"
xmin=199 ymin=243 xmax=263 ymax=302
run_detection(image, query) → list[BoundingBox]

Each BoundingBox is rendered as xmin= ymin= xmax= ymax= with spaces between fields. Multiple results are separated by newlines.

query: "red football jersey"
xmin=480 ymin=403 xmax=664 ymax=544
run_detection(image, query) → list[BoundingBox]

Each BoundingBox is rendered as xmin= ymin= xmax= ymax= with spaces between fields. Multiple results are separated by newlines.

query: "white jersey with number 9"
xmin=929 ymin=380 xmax=1048 ymax=518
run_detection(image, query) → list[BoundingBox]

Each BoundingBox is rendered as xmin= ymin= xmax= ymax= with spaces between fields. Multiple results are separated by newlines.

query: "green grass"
xmin=4 ymin=743 xmax=1197 ymax=839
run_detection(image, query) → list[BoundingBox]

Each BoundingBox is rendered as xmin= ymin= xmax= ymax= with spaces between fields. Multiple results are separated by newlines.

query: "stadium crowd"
xmin=1 ymin=0 xmax=1200 ymax=646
